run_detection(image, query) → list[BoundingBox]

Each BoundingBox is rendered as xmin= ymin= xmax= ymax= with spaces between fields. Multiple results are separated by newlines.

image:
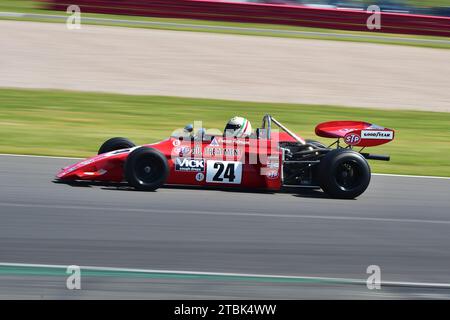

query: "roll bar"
xmin=262 ymin=114 xmax=305 ymax=145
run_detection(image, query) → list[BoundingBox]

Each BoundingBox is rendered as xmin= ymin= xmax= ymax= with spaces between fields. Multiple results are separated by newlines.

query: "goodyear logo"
xmin=361 ymin=130 xmax=393 ymax=140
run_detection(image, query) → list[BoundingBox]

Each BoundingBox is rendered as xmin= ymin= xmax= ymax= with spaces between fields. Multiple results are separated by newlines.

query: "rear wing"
xmin=315 ymin=121 xmax=395 ymax=148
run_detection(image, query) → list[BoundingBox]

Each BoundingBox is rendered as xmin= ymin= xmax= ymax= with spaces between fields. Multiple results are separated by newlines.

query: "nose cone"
xmin=55 ymin=153 xmax=112 ymax=181
xmin=56 ymin=165 xmax=77 ymax=180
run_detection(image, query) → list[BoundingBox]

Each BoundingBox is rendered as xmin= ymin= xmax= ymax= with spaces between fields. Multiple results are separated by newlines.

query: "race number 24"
xmin=206 ymin=160 xmax=242 ymax=184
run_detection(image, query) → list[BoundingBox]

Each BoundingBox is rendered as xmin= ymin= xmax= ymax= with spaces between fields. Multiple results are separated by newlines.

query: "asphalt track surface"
xmin=1 ymin=154 xmax=450 ymax=299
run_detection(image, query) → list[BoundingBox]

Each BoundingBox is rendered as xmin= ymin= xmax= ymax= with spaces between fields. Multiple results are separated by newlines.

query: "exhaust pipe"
xmin=361 ymin=153 xmax=390 ymax=161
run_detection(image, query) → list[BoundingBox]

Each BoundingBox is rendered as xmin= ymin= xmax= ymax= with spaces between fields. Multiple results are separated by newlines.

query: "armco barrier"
xmin=46 ymin=0 xmax=450 ymax=37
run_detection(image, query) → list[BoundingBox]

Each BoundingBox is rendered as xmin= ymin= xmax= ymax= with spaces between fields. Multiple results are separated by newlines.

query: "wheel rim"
xmin=135 ymin=156 xmax=162 ymax=184
xmin=334 ymin=160 xmax=362 ymax=191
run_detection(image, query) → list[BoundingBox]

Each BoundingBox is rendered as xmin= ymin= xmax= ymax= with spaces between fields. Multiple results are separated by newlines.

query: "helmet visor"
xmin=224 ymin=123 xmax=242 ymax=131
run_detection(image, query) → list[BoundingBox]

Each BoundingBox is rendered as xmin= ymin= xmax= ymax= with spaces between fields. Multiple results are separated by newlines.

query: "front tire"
xmin=98 ymin=137 xmax=135 ymax=155
xmin=318 ymin=149 xmax=371 ymax=199
xmin=124 ymin=147 xmax=169 ymax=191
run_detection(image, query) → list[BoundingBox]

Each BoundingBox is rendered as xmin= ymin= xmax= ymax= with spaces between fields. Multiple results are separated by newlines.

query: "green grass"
xmin=1 ymin=88 xmax=449 ymax=177
xmin=359 ymin=0 xmax=450 ymax=7
xmin=0 ymin=1 xmax=449 ymax=49
xmin=407 ymin=0 xmax=450 ymax=7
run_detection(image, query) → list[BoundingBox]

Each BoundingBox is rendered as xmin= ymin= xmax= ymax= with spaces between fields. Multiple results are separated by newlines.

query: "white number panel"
xmin=206 ymin=160 xmax=242 ymax=184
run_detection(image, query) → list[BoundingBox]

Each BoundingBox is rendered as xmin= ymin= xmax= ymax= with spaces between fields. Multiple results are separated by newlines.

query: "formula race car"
xmin=56 ymin=115 xmax=395 ymax=199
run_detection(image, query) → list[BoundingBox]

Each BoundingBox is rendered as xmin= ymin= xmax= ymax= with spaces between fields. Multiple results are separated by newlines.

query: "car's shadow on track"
xmin=53 ymin=179 xmax=125 ymax=189
xmin=52 ymin=179 xmax=340 ymax=199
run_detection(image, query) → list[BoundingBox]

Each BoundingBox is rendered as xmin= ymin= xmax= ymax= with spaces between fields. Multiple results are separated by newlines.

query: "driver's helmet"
xmin=224 ymin=116 xmax=252 ymax=138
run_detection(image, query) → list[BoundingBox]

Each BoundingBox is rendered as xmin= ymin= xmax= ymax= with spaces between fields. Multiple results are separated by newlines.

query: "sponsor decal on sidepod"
xmin=175 ymin=158 xmax=205 ymax=172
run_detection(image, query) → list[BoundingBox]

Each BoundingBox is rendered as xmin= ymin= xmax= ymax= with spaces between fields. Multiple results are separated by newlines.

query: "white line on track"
xmin=1 ymin=153 xmax=449 ymax=180
xmin=2 ymin=202 xmax=450 ymax=225
xmin=372 ymin=173 xmax=450 ymax=180
xmin=0 ymin=153 xmax=82 ymax=160
xmin=1 ymin=262 xmax=450 ymax=289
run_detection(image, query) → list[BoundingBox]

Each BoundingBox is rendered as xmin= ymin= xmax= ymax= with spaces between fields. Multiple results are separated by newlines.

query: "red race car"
xmin=56 ymin=115 xmax=395 ymax=199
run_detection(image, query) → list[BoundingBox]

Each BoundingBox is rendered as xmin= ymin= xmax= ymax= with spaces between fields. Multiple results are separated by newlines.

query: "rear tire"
xmin=124 ymin=147 xmax=169 ymax=191
xmin=98 ymin=137 xmax=135 ymax=155
xmin=318 ymin=149 xmax=371 ymax=199
xmin=305 ymin=139 xmax=327 ymax=149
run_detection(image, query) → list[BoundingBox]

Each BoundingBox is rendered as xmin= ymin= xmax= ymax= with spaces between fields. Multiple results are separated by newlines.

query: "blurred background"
xmin=272 ymin=0 xmax=446 ymax=14
xmin=231 ymin=0 xmax=450 ymax=16
xmin=2 ymin=0 xmax=450 ymax=16
xmin=0 ymin=0 xmax=449 ymax=174
xmin=0 ymin=0 xmax=449 ymax=300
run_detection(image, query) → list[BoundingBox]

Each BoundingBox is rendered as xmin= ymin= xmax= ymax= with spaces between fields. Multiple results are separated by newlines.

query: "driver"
xmin=223 ymin=116 xmax=252 ymax=138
